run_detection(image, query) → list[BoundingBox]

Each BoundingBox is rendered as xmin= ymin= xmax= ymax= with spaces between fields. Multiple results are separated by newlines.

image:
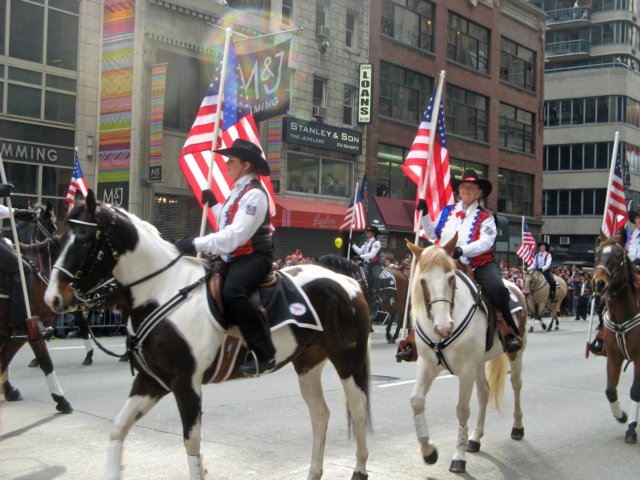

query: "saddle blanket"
xmin=378 ymin=268 xmax=397 ymax=291
xmin=208 ymin=269 xmax=322 ymax=332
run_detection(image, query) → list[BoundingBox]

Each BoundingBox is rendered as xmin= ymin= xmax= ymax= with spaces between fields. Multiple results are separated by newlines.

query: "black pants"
xmin=543 ymin=270 xmax=556 ymax=297
xmin=473 ymin=261 xmax=519 ymax=335
xmin=223 ymin=252 xmax=275 ymax=362
xmin=577 ymin=296 xmax=589 ymax=319
xmin=365 ymin=262 xmax=382 ymax=299
xmin=0 ymin=239 xmax=32 ymax=326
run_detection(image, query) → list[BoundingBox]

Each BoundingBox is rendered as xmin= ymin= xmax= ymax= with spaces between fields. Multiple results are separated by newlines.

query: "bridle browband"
xmin=594 ymin=246 xmax=629 ymax=297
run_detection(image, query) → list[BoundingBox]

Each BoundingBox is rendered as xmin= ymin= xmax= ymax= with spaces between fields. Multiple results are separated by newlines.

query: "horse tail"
xmin=487 ymin=353 xmax=509 ymax=410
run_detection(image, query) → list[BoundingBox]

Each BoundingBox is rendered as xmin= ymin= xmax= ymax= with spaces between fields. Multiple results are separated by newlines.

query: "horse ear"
xmin=405 ymin=239 xmax=423 ymax=258
xmin=614 ymin=228 xmax=627 ymax=248
xmin=86 ymin=189 xmax=97 ymax=214
xmin=442 ymin=233 xmax=458 ymax=257
xmin=598 ymin=230 xmax=608 ymax=245
xmin=46 ymin=201 xmax=53 ymax=213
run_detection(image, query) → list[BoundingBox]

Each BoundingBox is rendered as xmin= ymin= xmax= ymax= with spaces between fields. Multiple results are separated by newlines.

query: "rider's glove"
xmin=175 ymin=237 xmax=196 ymax=255
xmin=452 ymin=247 xmax=463 ymax=260
xmin=201 ymin=189 xmax=218 ymax=207
xmin=349 ymin=238 xmax=355 ymax=245
xmin=0 ymin=183 xmax=14 ymax=197
xmin=416 ymin=199 xmax=428 ymax=216
xmin=13 ymin=209 xmax=37 ymax=222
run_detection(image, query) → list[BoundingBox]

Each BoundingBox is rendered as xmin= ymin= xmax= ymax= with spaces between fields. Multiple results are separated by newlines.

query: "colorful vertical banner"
xmin=266 ymin=117 xmax=283 ymax=187
xmin=148 ymin=63 xmax=167 ymax=182
xmin=97 ymin=0 xmax=136 ymax=208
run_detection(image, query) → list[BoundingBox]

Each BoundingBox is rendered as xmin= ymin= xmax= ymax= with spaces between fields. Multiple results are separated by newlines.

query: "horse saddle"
xmin=378 ymin=268 xmax=397 ymax=292
xmin=205 ymin=262 xmax=321 ymax=333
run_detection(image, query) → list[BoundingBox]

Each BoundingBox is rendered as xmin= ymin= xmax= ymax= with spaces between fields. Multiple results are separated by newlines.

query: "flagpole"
xmin=601 ymin=131 xmax=620 ymax=237
xmin=198 ymin=27 xmax=233 ymax=248
xmin=399 ymin=69 xmax=446 ymax=342
xmin=0 ymin=154 xmax=32 ymax=320
xmin=521 ymin=216 xmax=526 ymax=270
xmin=346 ymin=181 xmax=359 ymax=261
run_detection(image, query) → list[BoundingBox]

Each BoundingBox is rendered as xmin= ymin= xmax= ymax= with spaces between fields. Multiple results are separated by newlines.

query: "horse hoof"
xmin=52 ymin=394 xmax=73 ymax=414
xmin=467 ymin=440 xmax=481 ymax=453
xmin=625 ymin=422 xmax=637 ymax=444
xmin=528 ymin=326 xmax=533 ymax=333
xmin=616 ymin=412 xmax=628 ymax=424
xmin=351 ymin=471 xmax=368 ymax=480
xmin=82 ymin=350 xmax=94 ymax=366
xmin=28 ymin=358 xmax=39 ymax=368
xmin=423 ymin=447 xmax=438 ymax=465
xmin=511 ymin=427 xmax=525 ymax=440
xmin=449 ymin=459 xmax=466 ymax=473
xmin=3 ymin=382 xmax=23 ymax=401
xmin=541 ymin=323 xmax=547 ymax=331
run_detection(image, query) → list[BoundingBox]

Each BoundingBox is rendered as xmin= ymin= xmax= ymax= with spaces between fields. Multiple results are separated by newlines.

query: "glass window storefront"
xmin=286 ymin=152 xmax=352 ymax=198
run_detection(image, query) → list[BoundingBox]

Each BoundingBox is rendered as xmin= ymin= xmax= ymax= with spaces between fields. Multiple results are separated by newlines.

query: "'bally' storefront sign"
xmin=283 ymin=117 xmax=362 ymax=155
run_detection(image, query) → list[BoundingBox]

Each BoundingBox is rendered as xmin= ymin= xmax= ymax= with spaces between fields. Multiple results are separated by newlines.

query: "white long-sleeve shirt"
xmin=352 ymin=237 xmax=381 ymax=263
xmin=529 ymin=251 xmax=552 ymax=271
xmin=0 ymin=205 xmax=12 ymax=219
xmin=628 ymin=228 xmax=640 ymax=262
xmin=193 ymin=174 xmax=269 ymax=261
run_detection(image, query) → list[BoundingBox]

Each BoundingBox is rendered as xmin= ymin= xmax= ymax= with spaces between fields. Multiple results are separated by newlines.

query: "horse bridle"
xmin=594 ymin=249 xmax=629 ymax=297
xmin=420 ymin=275 xmax=456 ymax=319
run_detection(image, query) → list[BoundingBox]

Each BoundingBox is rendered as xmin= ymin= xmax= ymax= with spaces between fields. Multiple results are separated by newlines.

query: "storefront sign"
xmin=148 ymin=166 xmax=162 ymax=182
xmin=358 ymin=64 xmax=373 ymax=124
xmin=98 ymin=182 xmax=129 ymax=208
xmin=0 ymin=140 xmax=74 ymax=167
xmin=283 ymin=117 xmax=362 ymax=155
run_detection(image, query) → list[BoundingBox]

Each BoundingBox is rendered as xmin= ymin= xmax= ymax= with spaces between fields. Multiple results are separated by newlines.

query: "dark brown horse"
xmin=592 ymin=232 xmax=640 ymax=444
xmin=44 ymin=192 xmax=371 ymax=479
xmin=377 ymin=266 xmax=409 ymax=343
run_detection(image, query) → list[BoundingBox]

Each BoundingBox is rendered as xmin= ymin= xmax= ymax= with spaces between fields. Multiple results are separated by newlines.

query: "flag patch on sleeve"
xmin=246 ymin=205 xmax=257 ymax=215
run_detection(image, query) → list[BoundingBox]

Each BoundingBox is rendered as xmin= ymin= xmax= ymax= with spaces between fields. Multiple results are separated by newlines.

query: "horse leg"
xmin=624 ymin=362 xmax=640 ymax=444
xmin=410 ymin=363 xmax=439 ymax=466
xmin=449 ymin=371 xmax=475 ymax=473
xmin=294 ymin=360 xmax=330 ymax=480
xmin=467 ymin=363 xmax=489 ymax=453
xmin=173 ymin=378 xmax=207 ymax=479
xmin=26 ymin=318 xmax=72 ymax=413
xmin=76 ymin=313 xmax=94 ymax=366
xmin=1 ymin=335 xmax=27 ymax=401
xmin=340 ymin=374 xmax=369 ymax=480
xmin=106 ymin=373 xmax=168 ymax=480
xmin=605 ymin=357 xmax=627 ymax=424
xmin=509 ymin=351 xmax=525 ymax=440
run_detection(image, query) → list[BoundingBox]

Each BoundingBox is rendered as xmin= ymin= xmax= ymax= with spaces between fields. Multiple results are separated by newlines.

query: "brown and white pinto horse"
xmin=44 ymin=191 xmax=371 ymax=480
xmin=592 ymin=232 xmax=640 ymax=444
xmin=406 ymin=238 xmax=527 ymax=474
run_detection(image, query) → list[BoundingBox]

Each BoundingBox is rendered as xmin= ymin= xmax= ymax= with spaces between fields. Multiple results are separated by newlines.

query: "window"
xmin=379 ymin=143 xmax=417 ymax=200
xmin=316 ymin=1 xmax=327 ymax=28
xmin=313 ymin=77 xmax=326 ymax=107
xmin=286 ymin=153 xmax=352 ymax=198
xmin=381 ymin=0 xmax=434 ymax=52
xmin=9 ymin=0 xmax=44 ymax=63
xmin=0 ymin=0 xmax=6 ymax=55
xmin=497 ymin=169 xmax=533 ymax=216
xmin=343 ymin=85 xmax=354 ymax=125
xmin=544 ymin=95 xmax=638 ymax=128
xmin=544 ymin=189 xmax=607 ymax=216
xmin=346 ymin=10 xmax=356 ymax=49
xmin=499 ymin=103 xmax=534 ymax=153
xmin=7 ymin=84 xmax=41 ymax=119
xmin=449 ymin=158 xmax=487 ymax=182
xmin=500 ymin=37 xmax=535 ymax=91
xmin=47 ymin=8 xmax=79 ymax=70
xmin=447 ymin=12 xmax=489 ymax=73
xmin=45 ymin=91 xmax=76 ymax=123
xmin=379 ymin=61 xmax=432 ymax=124
xmin=446 ymin=84 xmax=488 ymax=142
xmin=282 ymin=0 xmax=293 ymax=25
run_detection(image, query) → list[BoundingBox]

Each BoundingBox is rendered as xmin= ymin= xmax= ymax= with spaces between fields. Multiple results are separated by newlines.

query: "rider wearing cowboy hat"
xmin=528 ymin=240 xmax=557 ymax=301
xmin=174 ymin=139 xmax=276 ymax=376
xmin=418 ymin=168 xmax=523 ymax=353
xmin=351 ymin=225 xmax=382 ymax=311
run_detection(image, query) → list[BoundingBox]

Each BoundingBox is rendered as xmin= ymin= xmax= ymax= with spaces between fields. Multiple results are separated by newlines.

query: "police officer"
xmin=419 ymin=168 xmax=522 ymax=353
xmin=0 ymin=182 xmax=37 ymax=328
xmin=529 ymin=241 xmax=557 ymax=301
xmin=351 ymin=225 xmax=382 ymax=306
xmin=175 ymin=139 xmax=276 ymax=376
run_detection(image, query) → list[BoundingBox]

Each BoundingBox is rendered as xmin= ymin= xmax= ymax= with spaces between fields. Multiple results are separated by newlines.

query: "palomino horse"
xmin=406 ymin=238 xmax=527 ymax=474
xmin=522 ymin=270 xmax=568 ymax=332
xmin=44 ymin=191 xmax=371 ymax=480
xmin=592 ymin=233 xmax=640 ymax=444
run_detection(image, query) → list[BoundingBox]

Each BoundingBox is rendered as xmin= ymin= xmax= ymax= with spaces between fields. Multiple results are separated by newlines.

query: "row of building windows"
xmin=544 ymin=95 xmax=640 ymax=127
xmin=534 ymin=0 xmax=635 ymax=14
xmin=543 ymin=188 xmax=608 ymax=216
xmin=543 ymin=141 xmax=619 ymax=171
xmin=546 ymin=21 xmax=640 ymax=50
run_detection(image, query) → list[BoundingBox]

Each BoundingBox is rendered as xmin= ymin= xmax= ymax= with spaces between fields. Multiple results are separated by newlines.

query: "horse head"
xmin=593 ymin=230 xmax=634 ymax=297
xmin=44 ymin=190 xmax=139 ymax=313
xmin=34 ymin=201 xmax=58 ymax=241
xmin=522 ymin=270 xmax=544 ymax=297
xmin=406 ymin=234 xmax=458 ymax=338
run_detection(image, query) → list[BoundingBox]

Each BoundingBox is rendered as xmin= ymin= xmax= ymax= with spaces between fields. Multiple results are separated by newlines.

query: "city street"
xmin=1 ymin=318 xmax=637 ymax=479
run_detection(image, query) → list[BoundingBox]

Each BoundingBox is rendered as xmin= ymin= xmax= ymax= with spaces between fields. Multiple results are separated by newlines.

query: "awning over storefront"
xmin=373 ymin=197 xmax=415 ymax=232
xmin=274 ymin=198 xmax=347 ymax=230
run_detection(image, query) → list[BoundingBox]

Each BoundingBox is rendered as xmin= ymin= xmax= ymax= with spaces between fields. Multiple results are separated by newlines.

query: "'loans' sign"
xmin=358 ymin=64 xmax=373 ymax=124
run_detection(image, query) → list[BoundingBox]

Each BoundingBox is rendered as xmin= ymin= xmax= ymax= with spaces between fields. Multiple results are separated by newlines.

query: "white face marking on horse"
xmin=602 ymin=245 xmax=613 ymax=255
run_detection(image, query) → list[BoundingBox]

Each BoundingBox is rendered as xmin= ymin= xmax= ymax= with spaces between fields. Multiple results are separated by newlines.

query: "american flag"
xmin=515 ymin=216 xmax=536 ymax=266
xmin=65 ymin=150 xmax=89 ymax=205
xmin=178 ymin=41 xmax=276 ymax=228
xmin=340 ymin=175 xmax=367 ymax=232
xmin=601 ymin=156 xmax=626 ymax=238
xmin=402 ymin=94 xmax=454 ymax=233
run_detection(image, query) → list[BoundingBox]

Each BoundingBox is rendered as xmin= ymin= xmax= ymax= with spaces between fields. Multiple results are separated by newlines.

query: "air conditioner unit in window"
xmin=559 ymin=236 xmax=570 ymax=245
xmin=312 ymin=105 xmax=327 ymax=118
xmin=316 ymin=25 xmax=330 ymax=38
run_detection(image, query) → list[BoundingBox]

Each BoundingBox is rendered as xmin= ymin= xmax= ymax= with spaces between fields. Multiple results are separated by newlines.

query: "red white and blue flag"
xmin=65 ymin=150 xmax=89 ymax=205
xmin=601 ymin=156 xmax=626 ymax=238
xmin=402 ymin=94 xmax=454 ymax=234
xmin=179 ymin=41 xmax=276 ymax=228
xmin=340 ymin=175 xmax=367 ymax=232
xmin=516 ymin=216 xmax=536 ymax=266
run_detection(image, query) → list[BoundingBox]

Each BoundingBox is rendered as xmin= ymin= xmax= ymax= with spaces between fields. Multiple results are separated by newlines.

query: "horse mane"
xmin=418 ymin=244 xmax=456 ymax=274
xmin=317 ymin=254 xmax=359 ymax=279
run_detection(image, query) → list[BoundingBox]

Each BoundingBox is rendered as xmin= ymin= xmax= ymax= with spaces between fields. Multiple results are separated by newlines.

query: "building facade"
xmin=533 ymin=0 xmax=640 ymax=264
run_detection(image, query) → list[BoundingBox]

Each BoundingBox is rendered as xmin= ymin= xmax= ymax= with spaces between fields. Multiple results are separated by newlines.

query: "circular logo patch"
xmin=289 ymin=302 xmax=307 ymax=316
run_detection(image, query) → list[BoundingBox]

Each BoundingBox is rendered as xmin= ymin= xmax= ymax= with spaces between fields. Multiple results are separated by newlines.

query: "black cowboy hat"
xmin=537 ymin=240 xmax=550 ymax=250
xmin=366 ymin=225 xmax=380 ymax=236
xmin=629 ymin=209 xmax=640 ymax=223
xmin=451 ymin=168 xmax=493 ymax=198
xmin=213 ymin=138 xmax=270 ymax=175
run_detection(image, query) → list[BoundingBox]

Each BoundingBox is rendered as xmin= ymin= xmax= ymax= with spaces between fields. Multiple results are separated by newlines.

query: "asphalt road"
xmin=1 ymin=318 xmax=638 ymax=479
